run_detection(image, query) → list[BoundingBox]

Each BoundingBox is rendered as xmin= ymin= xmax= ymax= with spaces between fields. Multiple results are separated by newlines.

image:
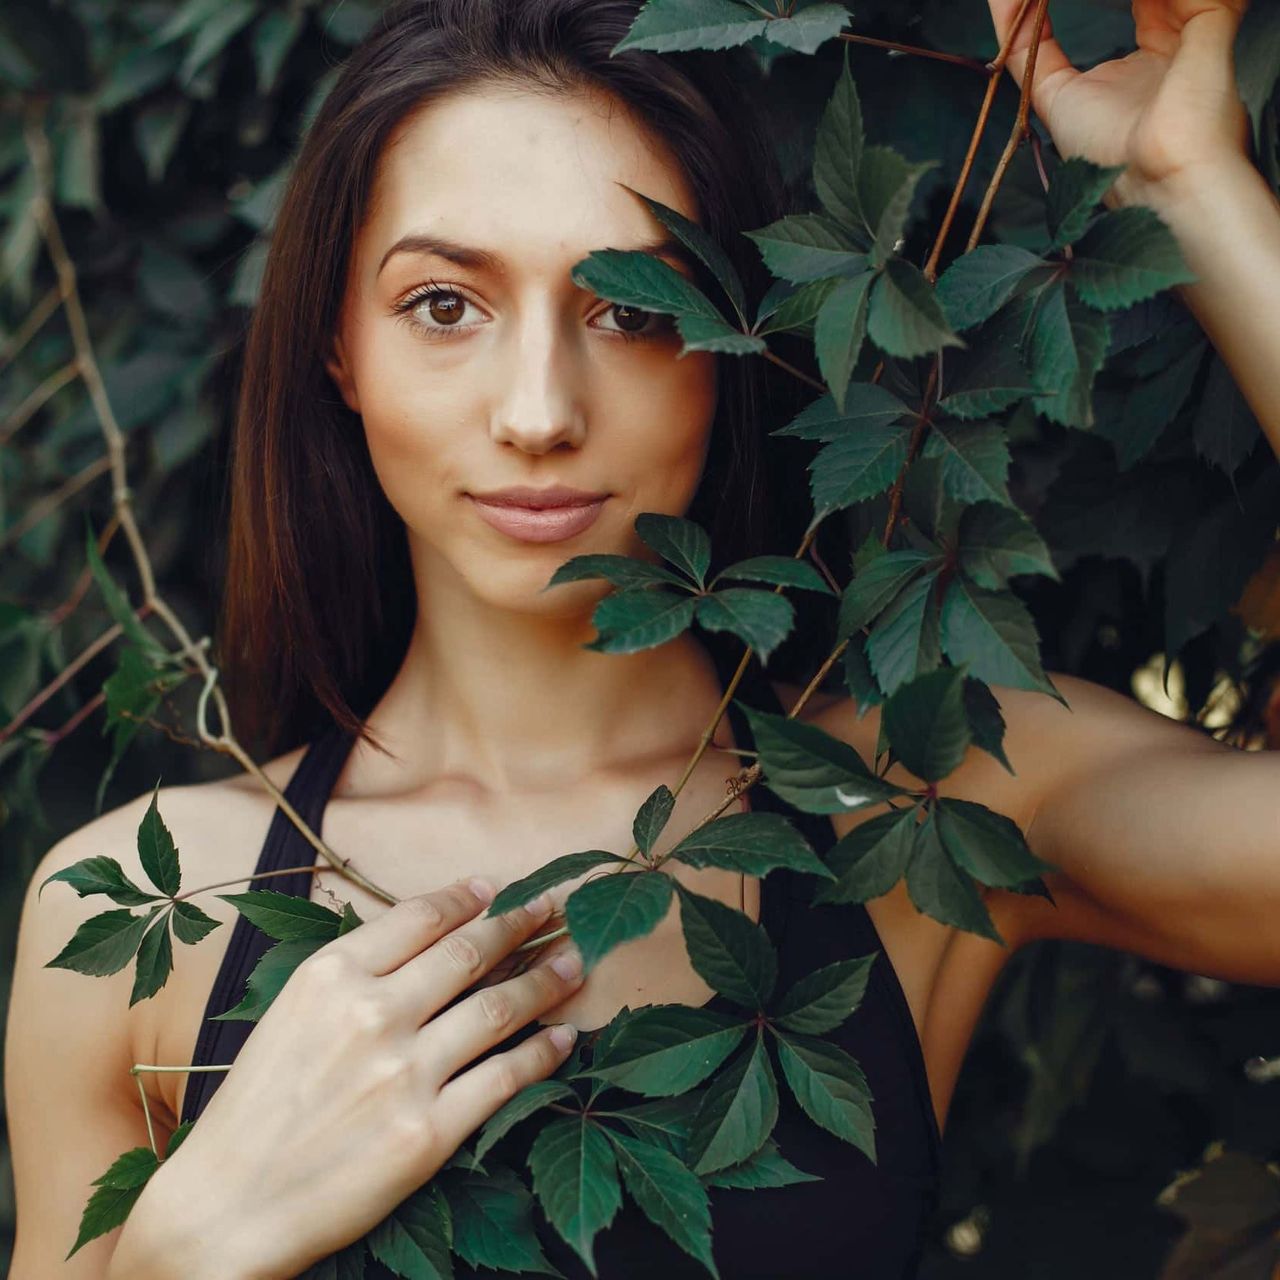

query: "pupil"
xmin=615 ymin=305 xmax=649 ymax=333
xmin=427 ymin=293 xmax=463 ymax=325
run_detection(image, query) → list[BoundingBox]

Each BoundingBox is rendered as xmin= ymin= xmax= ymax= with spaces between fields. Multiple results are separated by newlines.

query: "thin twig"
xmin=0 ymin=453 xmax=111 ymax=552
xmin=922 ymin=0 xmax=1037 ymax=281
xmin=0 ymin=282 xmax=65 ymax=373
xmin=967 ymin=0 xmax=1052 ymax=252
xmin=0 ymin=357 xmax=79 ymax=446
xmin=840 ymin=32 xmax=988 ymax=74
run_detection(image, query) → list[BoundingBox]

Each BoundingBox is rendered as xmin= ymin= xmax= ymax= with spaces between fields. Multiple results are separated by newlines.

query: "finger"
xmin=418 ymin=939 xmax=585 ymax=1087
xmin=325 ymin=879 xmax=495 ymax=976
xmin=1166 ymin=5 xmax=1246 ymax=94
xmin=380 ymin=889 xmax=557 ymax=1019
xmin=988 ymin=0 xmax=1079 ymax=111
xmin=433 ymin=1019 xmax=579 ymax=1151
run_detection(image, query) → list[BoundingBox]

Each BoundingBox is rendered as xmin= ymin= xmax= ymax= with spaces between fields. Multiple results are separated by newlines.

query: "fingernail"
xmin=549 ymin=1023 xmax=578 ymax=1052
xmin=468 ymin=877 xmax=496 ymax=905
xmin=526 ymin=891 xmax=553 ymax=917
xmin=549 ymin=946 xmax=583 ymax=982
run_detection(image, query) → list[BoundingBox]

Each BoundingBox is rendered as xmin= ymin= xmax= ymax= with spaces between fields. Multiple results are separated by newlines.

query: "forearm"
xmin=1130 ymin=157 xmax=1280 ymax=459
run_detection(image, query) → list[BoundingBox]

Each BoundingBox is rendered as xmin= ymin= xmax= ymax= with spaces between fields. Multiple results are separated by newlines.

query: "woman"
xmin=6 ymin=0 xmax=1279 ymax=1276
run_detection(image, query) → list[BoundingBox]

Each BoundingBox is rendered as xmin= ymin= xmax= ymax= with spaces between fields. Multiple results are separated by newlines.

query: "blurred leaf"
xmin=252 ymin=9 xmax=304 ymax=94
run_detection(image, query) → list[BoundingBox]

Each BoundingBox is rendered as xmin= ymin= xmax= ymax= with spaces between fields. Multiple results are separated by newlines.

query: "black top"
xmin=181 ymin=641 xmax=942 ymax=1278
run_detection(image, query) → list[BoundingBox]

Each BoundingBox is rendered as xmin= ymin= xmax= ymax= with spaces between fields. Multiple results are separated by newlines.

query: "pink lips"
xmin=468 ymin=495 xmax=607 ymax=543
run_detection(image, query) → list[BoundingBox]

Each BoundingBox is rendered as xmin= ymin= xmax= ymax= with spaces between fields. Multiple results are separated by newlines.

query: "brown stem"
xmin=174 ymin=863 xmax=343 ymax=902
xmin=839 ymin=32 xmax=988 ymax=74
xmin=880 ymin=362 xmax=941 ymax=547
xmin=922 ymin=0 xmax=1037 ymax=282
xmin=967 ymin=0 xmax=1052 ymax=253
xmin=0 ymin=283 xmax=65 ymax=373
xmin=0 ymin=620 xmax=122 ymax=745
xmin=0 ymin=357 xmax=79 ymax=446
xmin=762 ymin=347 xmax=827 ymax=393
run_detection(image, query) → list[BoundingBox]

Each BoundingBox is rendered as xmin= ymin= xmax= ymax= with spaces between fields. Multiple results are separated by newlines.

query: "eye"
xmin=393 ymin=282 xmax=487 ymax=340
xmin=592 ymin=302 xmax=673 ymax=342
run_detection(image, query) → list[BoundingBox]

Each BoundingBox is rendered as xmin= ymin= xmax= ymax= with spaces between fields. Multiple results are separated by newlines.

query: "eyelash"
xmin=390 ymin=279 xmax=668 ymax=345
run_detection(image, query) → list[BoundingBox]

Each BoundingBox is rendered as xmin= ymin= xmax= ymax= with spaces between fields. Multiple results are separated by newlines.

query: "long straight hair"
xmin=218 ymin=0 xmax=812 ymax=759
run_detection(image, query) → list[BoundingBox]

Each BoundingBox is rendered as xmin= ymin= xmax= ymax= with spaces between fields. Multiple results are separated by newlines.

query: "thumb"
xmin=990 ymin=0 xmax=1079 ymax=110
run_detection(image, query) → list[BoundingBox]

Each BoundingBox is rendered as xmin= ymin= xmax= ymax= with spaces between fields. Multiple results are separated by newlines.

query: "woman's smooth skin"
xmin=9 ymin=1 xmax=1280 ymax=1274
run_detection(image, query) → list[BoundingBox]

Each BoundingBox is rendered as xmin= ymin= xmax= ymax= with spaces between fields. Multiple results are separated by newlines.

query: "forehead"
xmin=359 ymin=82 xmax=701 ymax=276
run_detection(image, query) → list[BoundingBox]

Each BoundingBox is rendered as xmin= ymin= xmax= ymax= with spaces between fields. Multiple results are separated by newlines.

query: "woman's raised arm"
xmin=987 ymin=0 xmax=1280 ymax=453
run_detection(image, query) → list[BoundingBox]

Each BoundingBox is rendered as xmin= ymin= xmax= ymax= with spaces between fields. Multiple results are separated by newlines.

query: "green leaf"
xmin=856 ymin=147 xmax=935 ymax=265
xmin=634 ymin=514 xmax=711 ymax=587
xmin=337 ymin=901 xmax=365 ymax=936
xmin=627 ymin=186 xmax=746 ymax=323
xmin=882 ymin=665 xmax=972 ymax=782
xmin=669 ymin=809 xmax=837 ymax=877
xmin=808 ymin=421 xmax=911 ymax=525
xmin=66 ymin=1145 xmax=159 ymax=1259
xmin=1070 ymin=206 xmax=1196 ymax=310
xmin=760 ymin=4 xmax=850 ymax=54
xmin=570 ymin=248 xmax=721 ymax=321
xmin=607 ymin=1129 xmax=719 ymax=1276
xmin=694 ymin=589 xmax=795 ymax=663
xmin=170 ymin=900 xmax=221 ymax=944
xmin=488 ymin=850 xmax=628 ymax=917
xmin=771 ymin=381 xmax=911 ymax=442
xmin=957 ymin=502 xmax=1060 ymax=589
xmin=753 ymin=276 xmax=840 ymax=336
xmin=865 ymin=570 xmax=943 ymax=698
xmin=738 ymin=706 xmax=904 ymax=816
xmin=813 ymin=806 xmax=921 ymax=905
xmin=137 ymin=783 xmax=181 ymax=897
xmin=1046 ymin=157 xmax=1125 ymax=249
xmin=211 ymin=936 xmax=326 ymax=1021
xmin=1192 ymin=355 xmax=1262 ymax=476
xmin=446 ymin=1167 xmax=560 ymax=1276
xmin=251 ymin=8 xmax=303 ymax=94
xmin=936 ymin=244 xmax=1046 ymax=330
xmin=842 ymin=632 xmax=885 ymax=718
xmin=773 ymin=953 xmax=876 ymax=1034
xmin=296 ymin=1242 xmax=367 ymax=1280
xmin=1094 ymin=340 xmax=1203 ymax=471
xmin=545 ymin=554 xmax=689 ymax=592
xmin=84 ymin=520 xmax=165 ymax=658
xmin=589 ymin=1004 xmax=750 ymax=1096
xmin=368 ymin=1183 xmax=453 ymax=1280
xmin=905 ymin=809 xmax=1000 ymax=942
xmin=613 ymin=0 xmax=768 ymax=54
xmin=1028 ymin=281 xmax=1111 ymax=428
xmin=868 ymin=259 xmax=962 ymax=358
xmin=675 ymin=882 xmax=777 ymax=1009
xmin=45 ymin=906 xmax=161 ymax=978
xmin=38 ymin=855 xmax=161 ymax=907
xmin=712 ymin=555 xmax=834 ymax=596
xmin=610 ymin=1096 xmax=698 ymax=1155
xmin=813 ymin=48 xmax=864 ymax=230
xmin=528 ymin=1117 xmax=622 ymax=1275
xmin=813 ymin=271 xmax=874 ymax=410
xmin=773 ymin=1030 xmax=875 ymax=1161
xmin=836 ymin=548 xmax=936 ymax=641
xmin=565 ymin=871 xmax=675 ymax=973
xmin=921 ymin=418 xmax=1012 ymax=508
xmin=633 ymin=785 xmax=676 ymax=860
xmin=130 ymin=910 xmax=174 ymax=1006
xmin=687 ymin=1033 xmax=779 ymax=1174
xmin=675 ymin=313 xmax=767 ymax=355
xmin=934 ymin=797 xmax=1055 ymax=891
xmin=588 ymin=591 xmax=699 ymax=653
xmin=939 ymin=577 xmax=1062 ymax=701
xmin=745 ymin=214 xmax=867 ymax=284
xmin=963 ymin=677 xmax=1014 ymax=774
xmin=937 ymin=305 xmax=1040 ymax=419
xmin=214 ymin=889 xmax=344 ymax=942
xmin=474 ymin=1080 xmax=577 ymax=1164
xmin=701 ymin=1136 xmax=821 ymax=1190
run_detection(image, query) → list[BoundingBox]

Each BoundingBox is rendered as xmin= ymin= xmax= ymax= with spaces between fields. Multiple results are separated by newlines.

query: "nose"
xmin=488 ymin=299 xmax=586 ymax=454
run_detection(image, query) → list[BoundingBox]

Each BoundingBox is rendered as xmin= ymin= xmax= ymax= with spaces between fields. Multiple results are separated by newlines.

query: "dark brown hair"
xmin=218 ymin=0 xmax=809 ymax=759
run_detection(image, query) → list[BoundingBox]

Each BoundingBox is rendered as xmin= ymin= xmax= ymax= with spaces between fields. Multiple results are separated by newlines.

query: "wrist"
xmin=1115 ymin=153 xmax=1269 ymax=225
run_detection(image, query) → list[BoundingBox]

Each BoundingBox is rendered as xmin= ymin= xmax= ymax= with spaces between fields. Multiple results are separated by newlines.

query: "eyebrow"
xmin=375 ymin=232 xmax=698 ymax=279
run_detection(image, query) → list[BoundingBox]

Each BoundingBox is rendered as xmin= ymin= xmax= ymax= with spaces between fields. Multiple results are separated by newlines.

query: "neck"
xmin=358 ymin=557 xmax=728 ymax=797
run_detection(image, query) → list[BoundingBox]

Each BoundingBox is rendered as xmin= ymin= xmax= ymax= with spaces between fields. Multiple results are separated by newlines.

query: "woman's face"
xmin=327 ymin=82 xmax=718 ymax=618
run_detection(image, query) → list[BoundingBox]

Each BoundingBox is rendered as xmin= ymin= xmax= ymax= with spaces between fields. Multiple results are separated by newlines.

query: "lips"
xmin=467 ymin=494 xmax=607 ymax=544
